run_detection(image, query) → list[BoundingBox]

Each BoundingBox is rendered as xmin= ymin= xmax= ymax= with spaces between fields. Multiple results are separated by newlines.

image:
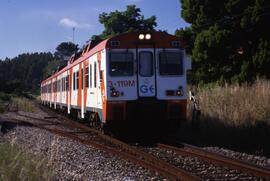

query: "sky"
xmin=0 ymin=0 xmax=189 ymax=60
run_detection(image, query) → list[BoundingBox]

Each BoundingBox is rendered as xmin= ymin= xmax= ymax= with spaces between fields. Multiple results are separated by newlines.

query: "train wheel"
xmin=89 ymin=112 xmax=101 ymax=129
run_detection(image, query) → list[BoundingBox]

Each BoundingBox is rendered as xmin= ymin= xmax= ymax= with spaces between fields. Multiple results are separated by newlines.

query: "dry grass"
xmin=188 ymin=79 xmax=270 ymax=127
xmin=0 ymin=141 xmax=53 ymax=180
xmin=0 ymin=92 xmax=37 ymax=113
xmin=11 ymin=97 xmax=36 ymax=113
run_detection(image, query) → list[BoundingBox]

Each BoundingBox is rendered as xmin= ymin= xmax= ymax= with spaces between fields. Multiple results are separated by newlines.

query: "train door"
xmin=93 ymin=61 xmax=99 ymax=107
xmin=137 ymin=49 xmax=156 ymax=97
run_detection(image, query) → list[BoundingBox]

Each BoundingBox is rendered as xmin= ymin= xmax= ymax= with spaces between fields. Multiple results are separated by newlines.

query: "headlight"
xmin=145 ymin=34 xmax=151 ymax=40
xmin=139 ymin=34 xmax=145 ymax=40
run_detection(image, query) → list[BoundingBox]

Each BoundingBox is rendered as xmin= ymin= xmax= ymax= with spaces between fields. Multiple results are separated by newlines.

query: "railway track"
xmin=158 ymin=143 xmax=270 ymax=179
xmin=4 ymin=107 xmax=201 ymax=181
xmin=3 ymin=103 xmax=270 ymax=180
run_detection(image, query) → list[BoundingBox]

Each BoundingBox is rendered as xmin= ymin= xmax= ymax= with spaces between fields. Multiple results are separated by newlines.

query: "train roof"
xmin=41 ymin=31 xmax=183 ymax=84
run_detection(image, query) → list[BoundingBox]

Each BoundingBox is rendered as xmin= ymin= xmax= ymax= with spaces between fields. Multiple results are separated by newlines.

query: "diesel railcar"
xmin=41 ymin=31 xmax=191 ymax=132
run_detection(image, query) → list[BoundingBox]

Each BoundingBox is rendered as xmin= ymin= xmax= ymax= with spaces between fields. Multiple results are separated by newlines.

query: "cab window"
xmin=159 ymin=52 xmax=183 ymax=75
xmin=109 ymin=52 xmax=133 ymax=76
xmin=139 ymin=52 xmax=153 ymax=77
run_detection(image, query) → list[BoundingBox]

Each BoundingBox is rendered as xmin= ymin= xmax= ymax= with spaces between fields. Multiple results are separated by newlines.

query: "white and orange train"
xmin=41 ymin=31 xmax=191 ymax=131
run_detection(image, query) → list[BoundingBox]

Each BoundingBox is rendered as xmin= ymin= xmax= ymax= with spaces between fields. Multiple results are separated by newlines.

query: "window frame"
xmin=158 ymin=51 xmax=183 ymax=76
xmin=90 ymin=64 xmax=92 ymax=88
xmin=94 ymin=62 xmax=97 ymax=88
xmin=76 ymin=71 xmax=79 ymax=90
xmin=85 ymin=66 xmax=89 ymax=88
xmin=109 ymin=52 xmax=134 ymax=77
xmin=139 ymin=51 xmax=154 ymax=77
xmin=73 ymin=72 xmax=76 ymax=90
xmin=66 ymin=75 xmax=69 ymax=91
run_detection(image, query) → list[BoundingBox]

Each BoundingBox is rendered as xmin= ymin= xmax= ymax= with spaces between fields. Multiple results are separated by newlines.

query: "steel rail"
xmin=7 ymin=116 xmax=201 ymax=181
xmin=158 ymin=143 xmax=270 ymax=179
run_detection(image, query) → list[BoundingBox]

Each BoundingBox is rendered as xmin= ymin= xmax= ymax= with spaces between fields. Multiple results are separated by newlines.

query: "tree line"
xmin=177 ymin=0 xmax=270 ymax=85
xmin=0 ymin=2 xmax=269 ymax=95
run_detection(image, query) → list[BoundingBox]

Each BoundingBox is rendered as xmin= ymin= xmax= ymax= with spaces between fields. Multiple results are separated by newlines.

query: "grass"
xmin=181 ymin=79 xmax=270 ymax=156
xmin=0 ymin=92 xmax=11 ymax=113
xmin=0 ymin=141 xmax=53 ymax=181
xmin=11 ymin=97 xmax=36 ymax=112
xmin=0 ymin=92 xmax=36 ymax=113
xmin=188 ymin=79 xmax=270 ymax=126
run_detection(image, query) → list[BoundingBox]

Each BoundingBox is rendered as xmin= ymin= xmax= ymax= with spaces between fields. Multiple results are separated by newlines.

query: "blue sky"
xmin=0 ymin=0 xmax=189 ymax=59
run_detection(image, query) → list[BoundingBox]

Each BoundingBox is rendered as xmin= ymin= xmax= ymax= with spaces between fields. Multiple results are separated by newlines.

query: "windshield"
xmin=159 ymin=52 xmax=182 ymax=75
xmin=109 ymin=52 xmax=134 ymax=76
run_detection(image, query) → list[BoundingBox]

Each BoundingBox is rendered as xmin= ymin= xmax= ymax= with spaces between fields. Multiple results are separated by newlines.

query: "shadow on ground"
xmin=0 ymin=120 xmax=33 ymax=134
xmin=175 ymin=118 xmax=270 ymax=157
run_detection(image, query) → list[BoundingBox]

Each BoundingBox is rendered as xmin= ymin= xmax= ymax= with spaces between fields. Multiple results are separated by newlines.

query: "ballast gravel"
xmin=139 ymin=147 xmax=264 ymax=180
xmin=0 ymin=110 xmax=269 ymax=180
xmin=0 ymin=119 xmax=163 ymax=181
xmin=203 ymin=146 xmax=270 ymax=168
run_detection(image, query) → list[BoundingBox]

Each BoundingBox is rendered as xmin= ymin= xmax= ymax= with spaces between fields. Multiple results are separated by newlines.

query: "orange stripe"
xmin=97 ymin=52 xmax=107 ymax=121
xmin=69 ymin=69 xmax=73 ymax=106
xmin=66 ymin=73 xmax=68 ymax=106
xmin=77 ymin=64 xmax=82 ymax=107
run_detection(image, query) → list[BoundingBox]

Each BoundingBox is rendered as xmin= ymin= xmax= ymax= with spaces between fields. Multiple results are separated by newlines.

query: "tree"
xmin=93 ymin=5 xmax=157 ymax=40
xmin=0 ymin=52 xmax=53 ymax=94
xmin=178 ymin=0 xmax=270 ymax=84
xmin=55 ymin=42 xmax=79 ymax=60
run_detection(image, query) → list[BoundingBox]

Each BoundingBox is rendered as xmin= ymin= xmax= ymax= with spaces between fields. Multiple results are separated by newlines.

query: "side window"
xmin=66 ymin=76 xmax=69 ymax=91
xmin=86 ymin=66 xmax=89 ymax=88
xmin=90 ymin=64 xmax=92 ymax=88
xmin=94 ymin=62 xmax=97 ymax=88
xmin=61 ymin=78 xmax=63 ymax=91
xmin=73 ymin=72 xmax=75 ymax=90
xmin=63 ymin=77 xmax=65 ymax=91
xmin=76 ymin=71 xmax=79 ymax=90
xmin=139 ymin=52 xmax=153 ymax=77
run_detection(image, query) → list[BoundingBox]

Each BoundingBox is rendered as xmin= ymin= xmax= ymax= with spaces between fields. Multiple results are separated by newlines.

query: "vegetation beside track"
xmin=0 ymin=92 xmax=36 ymax=113
xmin=189 ymin=79 xmax=270 ymax=126
xmin=0 ymin=141 xmax=53 ymax=180
xmin=182 ymin=79 xmax=270 ymax=156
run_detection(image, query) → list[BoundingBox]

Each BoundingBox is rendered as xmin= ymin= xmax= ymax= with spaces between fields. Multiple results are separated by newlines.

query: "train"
xmin=40 ymin=31 xmax=191 ymax=134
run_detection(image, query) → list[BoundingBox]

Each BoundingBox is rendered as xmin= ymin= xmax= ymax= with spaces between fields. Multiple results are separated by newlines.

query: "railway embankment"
xmin=0 ymin=99 xmax=164 ymax=180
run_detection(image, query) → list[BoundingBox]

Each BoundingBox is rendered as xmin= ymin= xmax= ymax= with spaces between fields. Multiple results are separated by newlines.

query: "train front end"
xmin=103 ymin=32 xmax=191 ymax=132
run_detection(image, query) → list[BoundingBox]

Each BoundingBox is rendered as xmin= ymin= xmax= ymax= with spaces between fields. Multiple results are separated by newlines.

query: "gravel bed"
xmin=138 ymin=146 xmax=265 ymax=180
xmin=203 ymin=146 xmax=270 ymax=168
xmin=0 ymin=114 xmax=165 ymax=180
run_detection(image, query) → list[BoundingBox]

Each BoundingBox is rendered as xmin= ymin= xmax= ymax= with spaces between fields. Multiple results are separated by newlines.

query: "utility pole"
xmin=72 ymin=27 xmax=75 ymax=43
